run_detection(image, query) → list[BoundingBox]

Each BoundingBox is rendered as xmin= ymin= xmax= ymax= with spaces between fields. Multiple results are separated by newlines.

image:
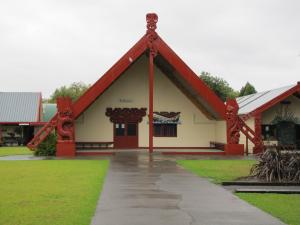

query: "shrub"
xmin=250 ymin=147 xmax=300 ymax=182
xmin=34 ymin=133 xmax=57 ymax=156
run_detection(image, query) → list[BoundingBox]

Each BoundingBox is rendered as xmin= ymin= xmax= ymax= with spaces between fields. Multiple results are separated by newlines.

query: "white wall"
xmin=75 ymin=55 xmax=227 ymax=147
xmin=262 ymin=95 xmax=300 ymax=124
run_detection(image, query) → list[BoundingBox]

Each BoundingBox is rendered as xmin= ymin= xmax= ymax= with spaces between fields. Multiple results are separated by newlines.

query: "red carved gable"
xmin=106 ymin=108 xmax=147 ymax=123
xmin=70 ymin=13 xmax=225 ymax=120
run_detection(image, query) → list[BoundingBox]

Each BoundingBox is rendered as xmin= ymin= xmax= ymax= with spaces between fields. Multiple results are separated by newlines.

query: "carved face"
xmin=146 ymin=13 xmax=158 ymax=29
xmin=60 ymin=107 xmax=72 ymax=117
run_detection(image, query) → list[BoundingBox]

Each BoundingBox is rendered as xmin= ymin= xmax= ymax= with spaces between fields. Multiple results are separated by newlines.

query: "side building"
xmin=237 ymin=83 xmax=300 ymax=153
xmin=0 ymin=92 xmax=56 ymax=146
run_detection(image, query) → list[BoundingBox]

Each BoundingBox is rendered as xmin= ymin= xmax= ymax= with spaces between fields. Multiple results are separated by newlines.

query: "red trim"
xmin=56 ymin=141 xmax=75 ymax=157
xmin=72 ymin=36 xmax=148 ymax=119
xmin=139 ymin=146 xmax=218 ymax=149
xmin=113 ymin=122 xmax=139 ymax=148
xmin=106 ymin=108 xmax=147 ymax=123
xmin=77 ymin=147 xmax=114 ymax=150
xmin=29 ymin=13 xmax=227 ymax=150
xmin=162 ymin=151 xmax=225 ymax=155
xmin=224 ymin=144 xmax=244 ymax=155
xmin=76 ymin=152 xmax=115 ymax=156
xmin=156 ymin=37 xmax=226 ymax=119
xmin=89 ymin=147 xmax=218 ymax=150
xmin=149 ymin=53 xmax=154 ymax=153
xmin=71 ymin=35 xmax=226 ymax=120
xmin=56 ymin=97 xmax=76 ymax=156
xmin=246 ymin=83 xmax=300 ymax=118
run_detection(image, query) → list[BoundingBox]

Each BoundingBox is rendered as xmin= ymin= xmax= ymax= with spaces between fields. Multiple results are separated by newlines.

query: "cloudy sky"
xmin=0 ymin=0 xmax=299 ymax=98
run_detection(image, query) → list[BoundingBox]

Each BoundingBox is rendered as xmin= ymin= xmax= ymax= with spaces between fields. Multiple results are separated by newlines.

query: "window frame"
xmin=153 ymin=123 xmax=177 ymax=137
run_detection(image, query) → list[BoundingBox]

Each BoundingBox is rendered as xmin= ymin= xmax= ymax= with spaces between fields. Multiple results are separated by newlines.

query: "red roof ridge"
xmin=70 ymin=13 xmax=225 ymax=119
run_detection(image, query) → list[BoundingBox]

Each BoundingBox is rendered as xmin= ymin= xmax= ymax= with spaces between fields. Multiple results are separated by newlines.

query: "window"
xmin=262 ymin=124 xmax=276 ymax=140
xmin=115 ymin=123 xmax=137 ymax=136
xmin=153 ymin=124 xmax=177 ymax=137
xmin=115 ymin=123 xmax=125 ymax=136
xmin=127 ymin=123 xmax=137 ymax=136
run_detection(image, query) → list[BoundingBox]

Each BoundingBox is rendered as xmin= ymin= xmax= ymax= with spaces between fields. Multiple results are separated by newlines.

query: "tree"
xmin=239 ymin=82 xmax=257 ymax=97
xmin=48 ymin=82 xmax=90 ymax=103
xmin=200 ymin=72 xmax=238 ymax=102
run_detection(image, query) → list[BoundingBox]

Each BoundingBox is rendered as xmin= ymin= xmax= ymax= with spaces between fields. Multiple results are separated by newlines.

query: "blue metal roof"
xmin=0 ymin=92 xmax=41 ymax=122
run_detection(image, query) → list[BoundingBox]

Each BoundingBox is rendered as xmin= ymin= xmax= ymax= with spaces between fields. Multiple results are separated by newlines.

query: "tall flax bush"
xmin=251 ymin=147 xmax=300 ymax=182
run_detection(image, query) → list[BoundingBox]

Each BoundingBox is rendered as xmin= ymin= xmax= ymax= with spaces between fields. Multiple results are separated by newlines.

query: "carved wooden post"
xmin=225 ymin=99 xmax=240 ymax=144
xmin=0 ymin=125 xmax=2 ymax=146
xmin=56 ymin=97 xmax=76 ymax=156
xmin=224 ymin=99 xmax=244 ymax=155
xmin=146 ymin=13 xmax=158 ymax=154
xmin=253 ymin=113 xmax=263 ymax=154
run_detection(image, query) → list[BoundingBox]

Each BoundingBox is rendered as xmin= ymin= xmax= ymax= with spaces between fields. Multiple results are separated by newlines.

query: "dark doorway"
xmin=106 ymin=107 xmax=147 ymax=149
xmin=276 ymin=121 xmax=296 ymax=146
xmin=296 ymin=124 xmax=300 ymax=149
xmin=114 ymin=122 xmax=138 ymax=148
xmin=22 ymin=126 xmax=35 ymax=145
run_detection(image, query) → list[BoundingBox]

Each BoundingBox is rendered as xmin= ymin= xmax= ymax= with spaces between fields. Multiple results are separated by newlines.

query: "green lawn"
xmin=0 ymin=146 xmax=33 ymax=156
xmin=0 ymin=160 xmax=109 ymax=225
xmin=237 ymin=193 xmax=300 ymax=225
xmin=177 ymin=159 xmax=255 ymax=183
xmin=178 ymin=159 xmax=300 ymax=225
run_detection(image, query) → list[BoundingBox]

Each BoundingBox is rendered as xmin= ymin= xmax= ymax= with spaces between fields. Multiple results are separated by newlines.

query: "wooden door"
xmin=114 ymin=122 xmax=138 ymax=148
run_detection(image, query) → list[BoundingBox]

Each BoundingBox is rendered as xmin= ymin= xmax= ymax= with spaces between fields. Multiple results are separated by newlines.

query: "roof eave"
xmin=242 ymin=83 xmax=300 ymax=118
xmin=73 ymin=35 xmax=148 ymax=118
xmin=155 ymin=36 xmax=226 ymax=119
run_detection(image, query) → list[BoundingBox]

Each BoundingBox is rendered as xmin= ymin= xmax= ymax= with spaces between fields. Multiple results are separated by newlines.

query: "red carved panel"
xmin=146 ymin=13 xmax=158 ymax=57
xmin=225 ymin=99 xmax=240 ymax=144
xmin=154 ymin=112 xmax=180 ymax=118
xmin=57 ymin=97 xmax=75 ymax=141
xmin=105 ymin=108 xmax=147 ymax=123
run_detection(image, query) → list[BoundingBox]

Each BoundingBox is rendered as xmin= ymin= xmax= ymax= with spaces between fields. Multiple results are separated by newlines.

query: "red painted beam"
xmin=73 ymin=36 xmax=148 ymax=119
xmin=148 ymin=54 xmax=154 ymax=153
xmin=156 ymin=37 xmax=226 ymax=119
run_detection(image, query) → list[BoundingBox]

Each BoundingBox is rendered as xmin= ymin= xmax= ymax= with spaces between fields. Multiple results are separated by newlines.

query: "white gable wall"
xmin=75 ymin=55 xmax=226 ymax=147
xmin=262 ymin=95 xmax=300 ymax=124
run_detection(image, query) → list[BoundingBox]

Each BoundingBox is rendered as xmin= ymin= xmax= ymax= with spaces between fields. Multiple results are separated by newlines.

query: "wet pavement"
xmin=225 ymin=185 xmax=300 ymax=193
xmin=0 ymin=155 xmax=46 ymax=160
xmin=91 ymin=152 xmax=284 ymax=225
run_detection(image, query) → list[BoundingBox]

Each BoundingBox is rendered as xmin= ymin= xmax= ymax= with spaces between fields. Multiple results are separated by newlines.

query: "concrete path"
xmin=91 ymin=152 xmax=284 ymax=225
xmin=0 ymin=155 xmax=45 ymax=160
xmin=224 ymin=184 xmax=300 ymax=194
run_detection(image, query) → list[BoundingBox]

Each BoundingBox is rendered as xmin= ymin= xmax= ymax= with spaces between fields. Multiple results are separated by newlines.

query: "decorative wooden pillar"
xmin=146 ymin=13 xmax=158 ymax=153
xmin=253 ymin=113 xmax=263 ymax=154
xmin=149 ymin=52 xmax=154 ymax=153
xmin=0 ymin=125 xmax=2 ymax=146
xmin=224 ymin=99 xmax=244 ymax=155
xmin=56 ymin=97 xmax=75 ymax=156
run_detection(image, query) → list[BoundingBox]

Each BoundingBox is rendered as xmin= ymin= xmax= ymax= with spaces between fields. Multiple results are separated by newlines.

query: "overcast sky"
xmin=0 ymin=0 xmax=299 ymax=98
